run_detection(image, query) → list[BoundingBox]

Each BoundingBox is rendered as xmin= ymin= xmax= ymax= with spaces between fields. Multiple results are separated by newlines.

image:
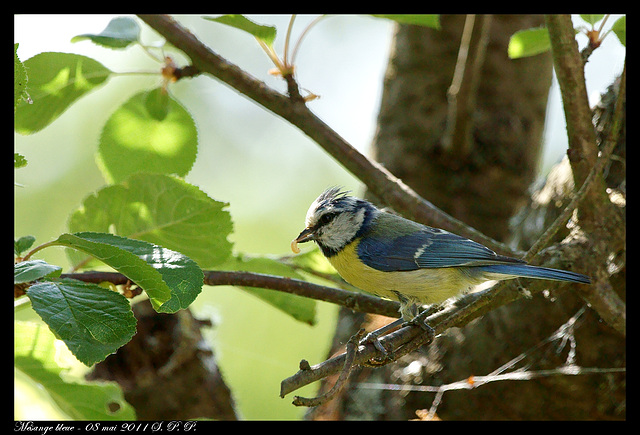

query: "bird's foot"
xmin=359 ymin=318 xmax=404 ymax=361
xmin=403 ymin=309 xmax=436 ymax=343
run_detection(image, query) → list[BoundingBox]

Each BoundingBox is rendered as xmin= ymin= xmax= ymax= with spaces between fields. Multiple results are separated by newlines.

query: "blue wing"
xmin=354 ymin=213 xmax=590 ymax=283
xmin=357 ymin=225 xmax=524 ymax=272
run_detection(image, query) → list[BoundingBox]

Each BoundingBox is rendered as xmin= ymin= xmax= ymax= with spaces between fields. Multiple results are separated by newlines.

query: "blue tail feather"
xmin=479 ymin=264 xmax=591 ymax=284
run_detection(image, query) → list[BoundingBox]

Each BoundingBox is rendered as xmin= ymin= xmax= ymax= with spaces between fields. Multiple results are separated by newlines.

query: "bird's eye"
xmin=319 ymin=213 xmax=336 ymax=226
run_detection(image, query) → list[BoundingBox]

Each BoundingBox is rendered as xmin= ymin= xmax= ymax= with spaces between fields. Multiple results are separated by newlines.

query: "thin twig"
xmin=355 ymin=305 xmax=624 ymax=418
xmin=280 ymin=317 xmax=433 ymax=399
xmin=442 ymin=14 xmax=492 ymax=156
xmin=355 ymin=367 xmax=626 ymax=398
xmin=291 ymin=328 xmax=364 ymax=407
xmin=290 ymin=15 xmax=326 ymax=66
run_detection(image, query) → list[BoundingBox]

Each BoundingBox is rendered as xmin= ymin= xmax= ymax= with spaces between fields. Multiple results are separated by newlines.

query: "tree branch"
xmin=545 ymin=15 xmax=626 ymax=336
xmin=545 ymin=15 xmax=602 ymax=194
xmin=524 ymin=62 xmax=625 ymax=263
xmin=60 ymin=270 xmax=401 ymax=319
xmin=57 ymin=246 xmax=606 ymax=398
xmin=136 ymin=14 xmax=517 ymax=258
xmin=279 ymin=265 xmax=595 ymax=399
xmin=291 ymin=328 xmax=364 ymax=407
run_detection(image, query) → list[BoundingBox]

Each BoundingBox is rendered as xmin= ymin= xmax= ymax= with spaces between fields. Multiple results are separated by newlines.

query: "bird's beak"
xmin=291 ymin=227 xmax=315 ymax=254
xmin=295 ymin=227 xmax=315 ymax=243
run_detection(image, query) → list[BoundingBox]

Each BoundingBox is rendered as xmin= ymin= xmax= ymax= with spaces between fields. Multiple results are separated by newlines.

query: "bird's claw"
xmin=403 ymin=310 xmax=435 ymax=342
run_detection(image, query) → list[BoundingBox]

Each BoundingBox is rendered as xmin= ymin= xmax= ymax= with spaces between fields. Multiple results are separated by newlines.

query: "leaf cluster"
xmin=14 ymin=16 xmax=339 ymax=418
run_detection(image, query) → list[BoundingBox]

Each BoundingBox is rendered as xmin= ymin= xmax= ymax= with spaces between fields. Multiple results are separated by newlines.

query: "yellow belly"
xmin=327 ymin=239 xmax=478 ymax=305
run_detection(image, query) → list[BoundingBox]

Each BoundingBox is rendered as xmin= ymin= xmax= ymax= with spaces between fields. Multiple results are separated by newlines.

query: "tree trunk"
xmin=370 ymin=14 xmax=552 ymax=241
xmin=88 ymin=299 xmax=240 ymax=420
xmin=308 ymin=14 xmax=625 ymax=420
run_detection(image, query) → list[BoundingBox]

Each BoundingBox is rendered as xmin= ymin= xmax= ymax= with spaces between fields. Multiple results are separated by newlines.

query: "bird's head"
xmin=292 ymin=187 xmax=378 ymax=257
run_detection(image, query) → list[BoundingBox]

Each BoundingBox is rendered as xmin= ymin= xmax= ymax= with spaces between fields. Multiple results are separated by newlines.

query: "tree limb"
xmin=545 ymin=15 xmax=626 ymax=336
xmin=56 ymin=244 xmax=607 ymax=399
xmin=291 ymin=328 xmax=365 ymax=407
xmin=545 ymin=15 xmax=603 ymax=195
xmin=136 ymin=14 xmax=517 ymax=258
xmin=524 ymin=62 xmax=625 ymax=263
xmin=279 ymin=266 xmax=594 ymax=399
xmin=60 ymin=270 xmax=401 ymax=319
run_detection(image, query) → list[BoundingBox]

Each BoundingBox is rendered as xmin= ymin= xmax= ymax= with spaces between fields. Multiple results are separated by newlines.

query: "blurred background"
xmin=14 ymin=14 xmax=625 ymax=420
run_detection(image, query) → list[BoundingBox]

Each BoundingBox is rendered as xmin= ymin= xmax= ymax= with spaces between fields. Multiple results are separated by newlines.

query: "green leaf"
xmin=14 ymin=235 xmax=36 ymax=256
xmin=14 ymin=153 xmax=28 ymax=169
xmin=371 ymin=14 xmax=440 ymax=30
xmin=222 ymin=255 xmax=316 ymax=325
xmin=15 ymin=52 xmax=112 ymax=134
xmin=71 ymin=16 xmax=141 ymax=49
xmin=54 ymin=232 xmax=203 ymax=313
xmin=97 ymin=88 xmax=198 ymax=183
xmin=25 ymin=279 xmax=137 ymax=366
xmin=580 ymin=15 xmax=605 ymax=26
xmin=286 ymin=248 xmax=342 ymax=279
xmin=14 ymin=259 xmax=62 ymax=284
xmin=68 ymin=174 xmax=233 ymax=269
xmin=14 ymin=43 xmax=31 ymax=110
xmin=612 ymin=16 xmax=626 ymax=47
xmin=203 ymin=15 xmax=277 ymax=46
xmin=508 ymin=27 xmax=551 ymax=59
xmin=15 ymin=321 xmax=136 ymax=418
xmin=144 ymin=87 xmax=170 ymax=121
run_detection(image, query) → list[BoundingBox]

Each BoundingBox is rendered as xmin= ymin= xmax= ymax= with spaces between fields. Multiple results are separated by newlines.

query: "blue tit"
xmin=292 ymin=187 xmax=591 ymax=322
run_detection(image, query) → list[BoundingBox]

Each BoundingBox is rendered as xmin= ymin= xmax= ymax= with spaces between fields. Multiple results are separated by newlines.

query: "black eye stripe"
xmin=319 ymin=212 xmax=337 ymax=225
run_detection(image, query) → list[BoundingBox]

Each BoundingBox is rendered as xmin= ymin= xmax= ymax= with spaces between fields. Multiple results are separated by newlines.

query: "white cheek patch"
xmin=318 ymin=208 xmax=366 ymax=251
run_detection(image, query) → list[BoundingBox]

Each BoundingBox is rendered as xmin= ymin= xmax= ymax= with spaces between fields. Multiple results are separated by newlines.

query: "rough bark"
xmin=370 ymin=14 xmax=552 ymax=241
xmin=308 ymin=15 xmax=625 ymax=420
xmin=88 ymin=299 xmax=239 ymax=420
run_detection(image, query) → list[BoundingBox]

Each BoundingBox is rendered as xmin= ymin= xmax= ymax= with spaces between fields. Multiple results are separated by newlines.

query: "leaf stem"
xmin=111 ymin=70 xmax=161 ymax=77
xmin=283 ymin=14 xmax=296 ymax=68
xmin=256 ymin=38 xmax=286 ymax=73
xmin=137 ymin=42 xmax=165 ymax=63
xmin=290 ymin=15 xmax=326 ymax=66
xmin=22 ymin=241 xmax=59 ymax=261
xmin=596 ymin=14 xmax=610 ymax=34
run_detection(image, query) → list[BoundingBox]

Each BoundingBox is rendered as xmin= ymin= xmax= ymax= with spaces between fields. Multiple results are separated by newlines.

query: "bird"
xmin=291 ymin=187 xmax=591 ymax=330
